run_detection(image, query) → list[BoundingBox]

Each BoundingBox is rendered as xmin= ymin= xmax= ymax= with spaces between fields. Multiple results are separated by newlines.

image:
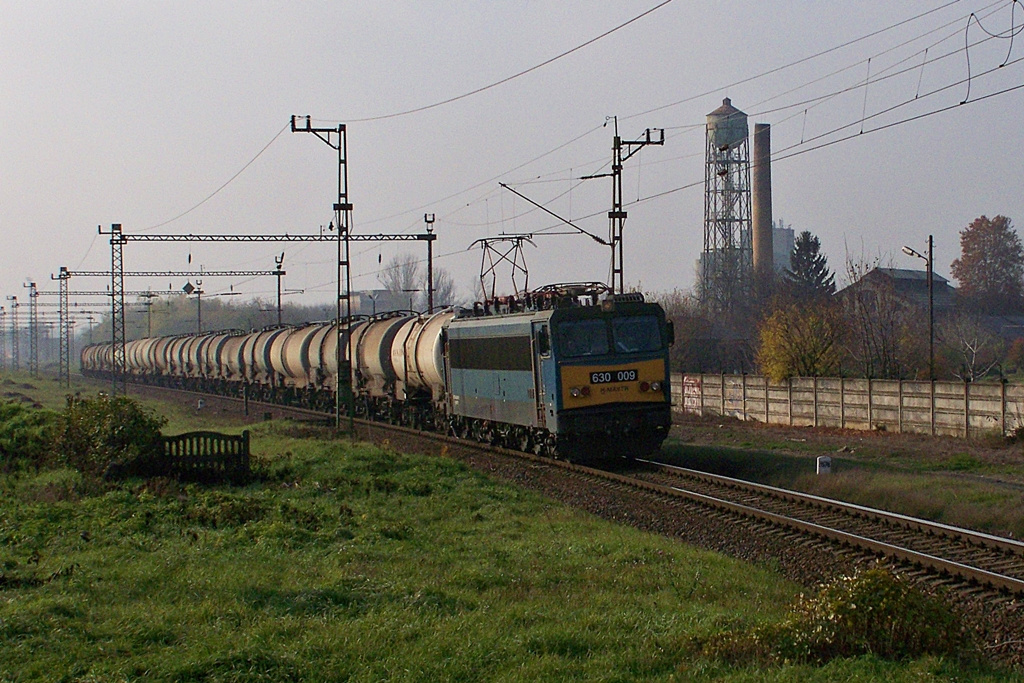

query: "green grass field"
xmin=0 ymin=373 xmax=1018 ymax=680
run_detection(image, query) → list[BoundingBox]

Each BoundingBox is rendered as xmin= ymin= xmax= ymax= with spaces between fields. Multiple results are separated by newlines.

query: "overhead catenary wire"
xmin=141 ymin=121 xmax=290 ymax=232
xmin=620 ymin=0 xmax=968 ymax=124
xmin=324 ymin=0 xmax=678 ymax=124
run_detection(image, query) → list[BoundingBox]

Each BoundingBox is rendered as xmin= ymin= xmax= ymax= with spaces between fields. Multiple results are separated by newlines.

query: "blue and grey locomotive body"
xmin=445 ymin=291 xmax=673 ymax=458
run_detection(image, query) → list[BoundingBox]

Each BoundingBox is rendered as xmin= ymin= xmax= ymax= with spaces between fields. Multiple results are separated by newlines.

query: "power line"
xmin=335 ymin=1 xmax=677 ymax=123
xmin=141 ymin=121 xmax=290 ymax=231
xmin=621 ymin=0 xmax=968 ymax=123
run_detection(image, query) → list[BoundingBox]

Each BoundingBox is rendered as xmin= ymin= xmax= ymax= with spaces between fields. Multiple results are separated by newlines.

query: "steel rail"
xmin=640 ymin=459 xmax=1024 ymax=558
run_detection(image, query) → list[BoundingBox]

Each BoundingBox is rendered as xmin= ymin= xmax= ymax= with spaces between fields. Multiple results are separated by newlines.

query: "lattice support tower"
xmin=0 ymin=309 xmax=6 ymax=370
xmin=109 ymin=224 xmax=128 ymax=394
xmin=701 ymin=98 xmax=752 ymax=313
xmin=53 ymin=267 xmax=71 ymax=387
xmin=5 ymin=297 xmax=19 ymax=371
xmin=291 ymin=115 xmax=354 ymax=431
xmin=24 ymin=282 xmax=39 ymax=377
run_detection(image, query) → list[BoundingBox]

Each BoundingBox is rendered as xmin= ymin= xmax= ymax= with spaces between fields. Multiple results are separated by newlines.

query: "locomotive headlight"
xmin=650 ymin=381 xmax=661 ymax=392
xmin=570 ymin=387 xmax=582 ymax=398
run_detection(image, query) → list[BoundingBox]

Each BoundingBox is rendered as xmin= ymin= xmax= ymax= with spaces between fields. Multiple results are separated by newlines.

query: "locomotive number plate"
xmin=590 ymin=369 xmax=638 ymax=384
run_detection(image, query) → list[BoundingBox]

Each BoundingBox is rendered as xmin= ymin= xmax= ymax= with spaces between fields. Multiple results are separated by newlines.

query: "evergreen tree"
xmin=787 ymin=230 xmax=835 ymax=298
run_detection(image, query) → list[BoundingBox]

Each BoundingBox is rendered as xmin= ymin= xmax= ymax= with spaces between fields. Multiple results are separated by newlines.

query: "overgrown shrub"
xmin=696 ymin=567 xmax=969 ymax=666
xmin=0 ymin=400 xmax=58 ymax=471
xmin=53 ymin=394 xmax=167 ymax=478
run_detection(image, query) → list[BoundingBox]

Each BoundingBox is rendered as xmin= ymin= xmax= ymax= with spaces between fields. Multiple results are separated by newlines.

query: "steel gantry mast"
xmin=52 ymin=269 xmax=71 ymax=386
xmin=109 ymin=226 xmax=128 ymax=394
xmin=580 ymin=117 xmax=663 ymax=294
xmin=23 ymin=282 xmax=39 ymax=377
xmin=290 ymin=116 xmax=353 ymax=432
xmin=0 ymin=308 xmax=6 ymax=370
xmin=289 ymin=115 xmax=437 ymax=430
xmin=4 ymin=297 xmax=18 ymax=371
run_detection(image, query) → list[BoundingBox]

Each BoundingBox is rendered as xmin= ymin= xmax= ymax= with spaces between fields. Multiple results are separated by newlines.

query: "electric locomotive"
xmin=446 ymin=283 xmax=673 ymax=459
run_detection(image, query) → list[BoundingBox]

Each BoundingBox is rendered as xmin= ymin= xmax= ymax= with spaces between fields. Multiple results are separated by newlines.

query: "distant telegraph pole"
xmin=424 ymin=214 xmax=435 ymax=313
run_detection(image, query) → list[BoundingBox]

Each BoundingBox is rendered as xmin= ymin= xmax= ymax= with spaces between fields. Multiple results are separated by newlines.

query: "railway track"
xmin=631 ymin=460 xmax=1024 ymax=596
xmin=133 ymin=382 xmax=1024 ymax=599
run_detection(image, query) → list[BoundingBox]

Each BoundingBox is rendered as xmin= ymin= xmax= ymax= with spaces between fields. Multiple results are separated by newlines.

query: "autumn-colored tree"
xmin=1006 ymin=337 xmax=1024 ymax=374
xmin=786 ymin=230 xmax=835 ymax=299
xmin=950 ymin=215 xmax=1024 ymax=313
xmin=756 ymin=300 xmax=844 ymax=381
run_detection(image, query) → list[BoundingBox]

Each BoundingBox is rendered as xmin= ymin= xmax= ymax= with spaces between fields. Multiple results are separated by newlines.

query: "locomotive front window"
xmin=612 ymin=315 xmax=662 ymax=353
xmin=557 ymin=319 xmax=610 ymax=357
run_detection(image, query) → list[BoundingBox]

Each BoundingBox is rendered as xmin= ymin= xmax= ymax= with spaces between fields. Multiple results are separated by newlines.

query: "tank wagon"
xmin=81 ymin=284 xmax=673 ymax=460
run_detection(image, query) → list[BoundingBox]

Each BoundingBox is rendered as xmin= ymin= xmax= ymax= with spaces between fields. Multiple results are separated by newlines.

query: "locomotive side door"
xmin=531 ymin=321 xmax=552 ymax=429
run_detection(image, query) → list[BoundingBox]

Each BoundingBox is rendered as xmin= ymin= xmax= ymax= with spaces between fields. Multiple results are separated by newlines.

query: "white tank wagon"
xmin=79 ymin=344 xmax=108 ymax=374
xmin=124 ymin=338 xmax=149 ymax=375
xmin=273 ymin=324 xmax=328 ymax=390
xmin=165 ymin=336 xmax=192 ymax=376
xmin=150 ymin=336 xmax=178 ymax=377
xmin=200 ymin=332 xmax=229 ymax=379
xmin=303 ymin=323 xmax=337 ymax=389
xmin=356 ymin=315 xmax=411 ymax=398
xmin=391 ymin=310 xmax=454 ymax=402
xmin=133 ymin=337 xmax=163 ymax=376
xmin=219 ymin=334 xmax=248 ymax=382
xmin=246 ymin=327 xmax=292 ymax=391
xmin=179 ymin=336 xmax=205 ymax=378
xmin=321 ymin=320 xmax=369 ymax=393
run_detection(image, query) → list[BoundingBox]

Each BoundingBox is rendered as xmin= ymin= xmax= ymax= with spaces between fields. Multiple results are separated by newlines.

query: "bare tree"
xmin=430 ymin=267 xmax=459 ymax=308
xmin=839 ymin=253 xmax=925 ymax=379
xmin=378 ymin=253 xmax=421 ymax=294
xmin=938 ymin=309 xmax=1004 ymax=381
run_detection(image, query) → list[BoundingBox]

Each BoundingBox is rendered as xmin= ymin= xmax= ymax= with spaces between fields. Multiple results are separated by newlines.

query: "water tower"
xmin=701 ymin=98 xmax=752 ymax=312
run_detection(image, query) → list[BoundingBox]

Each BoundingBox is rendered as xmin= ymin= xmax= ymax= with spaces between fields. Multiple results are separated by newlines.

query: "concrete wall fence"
xmin=671 ymin=373 xmax=1024 ymax=438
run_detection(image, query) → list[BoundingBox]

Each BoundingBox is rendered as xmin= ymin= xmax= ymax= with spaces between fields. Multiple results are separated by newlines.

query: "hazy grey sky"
xmin=3 ymin=1 xmax=1023 ymax=311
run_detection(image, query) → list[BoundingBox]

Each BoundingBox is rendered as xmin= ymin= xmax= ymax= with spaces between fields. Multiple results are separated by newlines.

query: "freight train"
xmin=80 ymin=283 xmax=674 ymax=460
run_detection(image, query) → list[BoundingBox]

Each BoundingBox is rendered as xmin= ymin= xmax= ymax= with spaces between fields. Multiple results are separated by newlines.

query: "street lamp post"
xmin=402 ymin=288 xmax=421 ymax=314
xmin=902 ymin=235 xmax=934 ymax=380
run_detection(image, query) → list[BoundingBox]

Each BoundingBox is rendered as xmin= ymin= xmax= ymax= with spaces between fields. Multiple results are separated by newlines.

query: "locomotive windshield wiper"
xmin=498 ymin=183 xmax=609 ymax=246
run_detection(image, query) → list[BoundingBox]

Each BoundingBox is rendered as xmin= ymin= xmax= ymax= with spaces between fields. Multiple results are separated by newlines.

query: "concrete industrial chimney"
xmin=751 ymin=123 xmax=773 ymax=279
